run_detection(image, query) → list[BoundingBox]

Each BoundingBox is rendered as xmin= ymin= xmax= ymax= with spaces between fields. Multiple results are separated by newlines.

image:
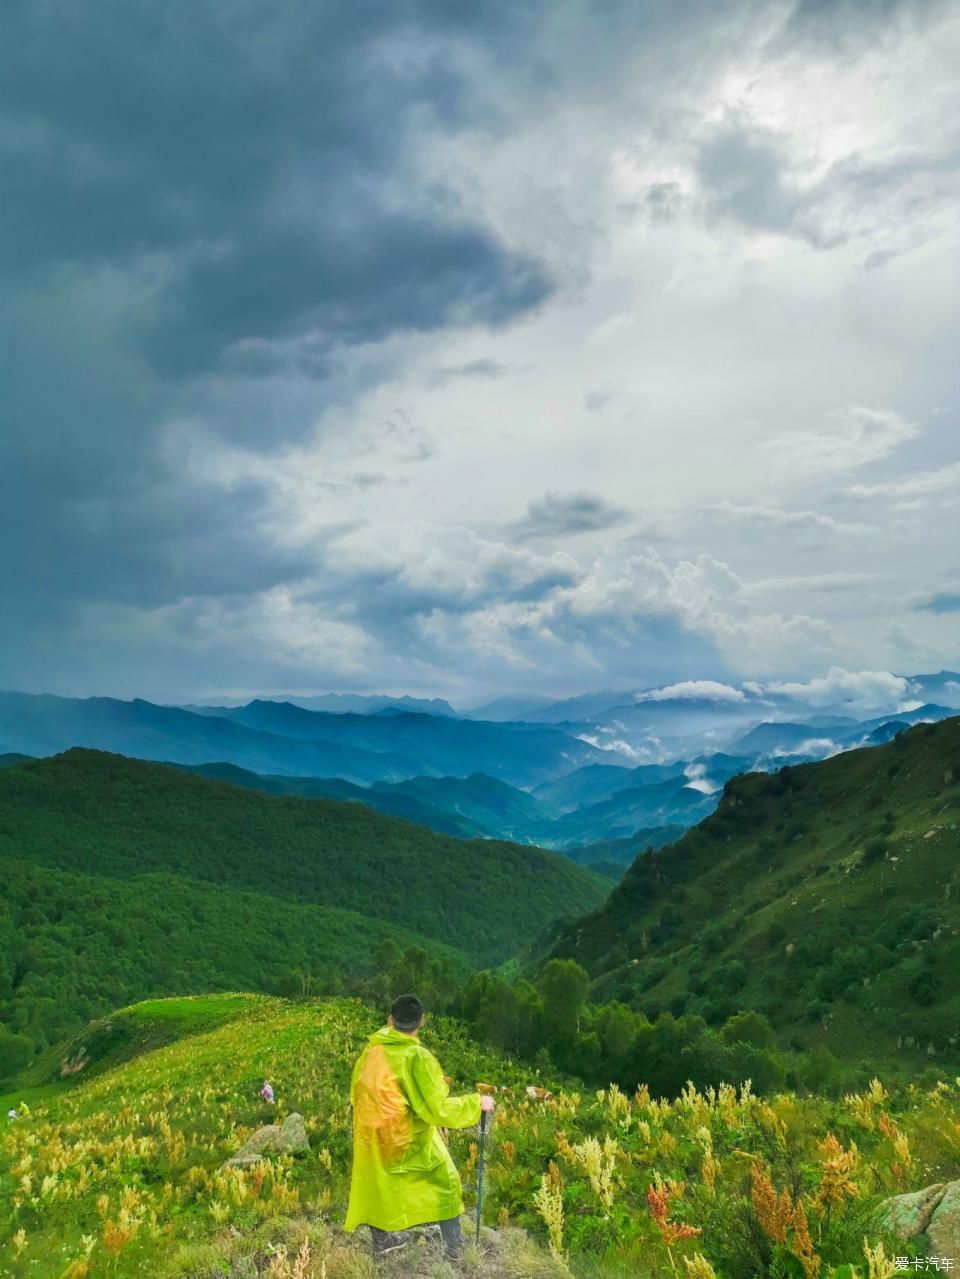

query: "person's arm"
xmin=407 ymin=1049 xmax=483 ymax=1130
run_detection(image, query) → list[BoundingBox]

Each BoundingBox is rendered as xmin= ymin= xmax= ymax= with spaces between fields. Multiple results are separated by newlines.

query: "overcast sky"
xmin=2 ymin=0 xmax=958 ymax=705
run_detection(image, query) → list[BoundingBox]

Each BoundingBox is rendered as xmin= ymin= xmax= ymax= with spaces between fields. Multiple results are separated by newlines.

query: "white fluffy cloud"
xmin=758 ymin=666 xmax=914 ymax=711
xmin=708 ymin=501 xmax=874 ymax=535
xmin=843 ymin=462 xmax=960 ymax=502
xmin=764 ymin=406 xmax=919 ymax=476
xmin=512 ymin=545 xmax=835 ymax=677
xmin=636 ymin=680 xmax=747 ymax=703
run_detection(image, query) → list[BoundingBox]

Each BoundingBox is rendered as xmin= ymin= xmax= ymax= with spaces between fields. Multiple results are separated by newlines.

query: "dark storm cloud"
xmin=511 ymin=491 xmax=633 ymax=541
xmin=2 ymin=0 xmax=553 ymax=374
xmin=779 ymin=0 xmax=945 ymax=48
xmin=0 ymin=0 xmax=555 ymax=689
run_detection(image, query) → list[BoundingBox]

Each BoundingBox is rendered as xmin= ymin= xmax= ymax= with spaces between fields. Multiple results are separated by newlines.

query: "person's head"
xmin=388 ymin=993 xmax=425 ymax=1035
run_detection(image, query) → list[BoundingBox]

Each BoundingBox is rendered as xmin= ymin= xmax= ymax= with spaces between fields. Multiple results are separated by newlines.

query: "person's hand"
xmin=480 ymin=1094 xmax=495 ymax=1114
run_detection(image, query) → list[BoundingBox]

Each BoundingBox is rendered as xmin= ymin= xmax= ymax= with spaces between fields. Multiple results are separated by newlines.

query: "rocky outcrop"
xmin=927 ymin=1181 xmax=960 ymax=1258
xmin=225 ymin=1112 xmax=310 ymax=1168
xmin=881 ymin=1179 xmax=960 ymax=1247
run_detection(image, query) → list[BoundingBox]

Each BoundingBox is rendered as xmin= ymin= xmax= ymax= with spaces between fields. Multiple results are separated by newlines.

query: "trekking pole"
xmin=475 ymin=1109 xmax=488 ymax=1246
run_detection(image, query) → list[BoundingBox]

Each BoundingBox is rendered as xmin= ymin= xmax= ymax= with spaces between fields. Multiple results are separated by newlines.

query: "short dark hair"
xmin=391 ymin=994 xmax=424 ymax=1031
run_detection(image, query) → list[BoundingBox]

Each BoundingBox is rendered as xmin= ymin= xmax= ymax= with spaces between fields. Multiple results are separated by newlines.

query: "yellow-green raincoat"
xmin=345 ymin=1026 xmax=482 ymax=1232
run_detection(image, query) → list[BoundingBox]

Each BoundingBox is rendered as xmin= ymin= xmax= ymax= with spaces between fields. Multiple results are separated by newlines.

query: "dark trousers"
xmin=371 ymin=1216 xmax=463 ymax=1259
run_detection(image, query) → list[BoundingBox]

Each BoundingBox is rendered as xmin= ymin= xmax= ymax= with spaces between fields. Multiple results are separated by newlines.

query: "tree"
xmin=721 ymin=1010 xmax=776 ymax=1050
xmin=596 ymin=1002 xmax=639 ymax=1071
xmin=539 ymin=959 xmax=590 ymax=1048
xmin=0 ymin=1029 xmax=33 ymax=1080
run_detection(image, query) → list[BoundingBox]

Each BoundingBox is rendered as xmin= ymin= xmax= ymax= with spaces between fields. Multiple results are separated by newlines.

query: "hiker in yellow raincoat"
xmin=345 ymin=993 xmax=495 ymax=1259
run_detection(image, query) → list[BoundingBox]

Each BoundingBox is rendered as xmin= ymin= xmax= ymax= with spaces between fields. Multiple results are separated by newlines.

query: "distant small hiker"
xmin=345 ymin=993 xmax=495 ymax=1261
xmin=259 ymin=1081 xmax=275 ymax=1105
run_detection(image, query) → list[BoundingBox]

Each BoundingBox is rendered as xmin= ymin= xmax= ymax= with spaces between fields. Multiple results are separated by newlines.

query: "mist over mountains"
xmin=1 ymin=669 xmax=956 ymax=863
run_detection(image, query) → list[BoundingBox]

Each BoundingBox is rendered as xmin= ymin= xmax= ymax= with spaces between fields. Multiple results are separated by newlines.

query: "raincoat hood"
xmin=345 ymin=1025 xmax=482 ymax=1233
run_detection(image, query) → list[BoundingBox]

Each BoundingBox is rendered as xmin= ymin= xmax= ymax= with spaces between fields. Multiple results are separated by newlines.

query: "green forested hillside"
xmin=0 ymin=750 xmax=606 ymax=1056
xmin=0 ymin=749 xmax=604 ymax=963
xmin=0 ymin=857 xmax=467 ymax=1053
xmin=550 ymin=716 xmax=960 ymax=1067
xmin=171 ymin=761 xmax=480 ymax=838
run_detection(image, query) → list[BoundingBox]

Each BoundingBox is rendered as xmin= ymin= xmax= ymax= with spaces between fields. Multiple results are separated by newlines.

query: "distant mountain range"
xmin=1 ymin=678 xmax=957 ymax=863
xmin=0 ymin=691 xmax=610 ymax=788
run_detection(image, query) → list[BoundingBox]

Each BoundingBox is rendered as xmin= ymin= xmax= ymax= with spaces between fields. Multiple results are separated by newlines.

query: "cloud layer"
xmin=2 ymin=0 xmax=958 ymax=701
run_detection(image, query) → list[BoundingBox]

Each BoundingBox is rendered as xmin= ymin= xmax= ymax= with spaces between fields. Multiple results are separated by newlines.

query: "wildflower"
xmin=751 ymin=1164 xmax=794 ymax=1245
xmin=684 ymin=1254 xmax=718 ymax=1279
xmin=757 ymin=1102 xmax=787 ymax=1146
xmin=701 ymin=1150 xmax=720 ymax=1196
xmin=533 ymin=1161 xmax=568 ymax=1267
xmin=647 ymin=1179 xmax=703 ymax=1246
xmin=606 ymin=1083 xmax=632 ymax=1123
xmin=555 ymin=1129 xmax=576 ymax=1163
xmin=813 ymin=1133 xmax=859 ymax=1215
xmin=13 ymin=1228 xmax=27 ymax=1256
xmin=791 ymin=1202 xmax=820 ymax=1279
xmin=102 ymin=1219 xmax=135 ymax=1257
xmin=892 ymin=1131 xmax=913 ymax=1171
xmin=864 ymin=1238 xmax=897 ymax=1279
xmin=572 ymin=1136 xmax=619 ymax=1210
xmin=845 ymin=1091 xmax=875 ymax=1129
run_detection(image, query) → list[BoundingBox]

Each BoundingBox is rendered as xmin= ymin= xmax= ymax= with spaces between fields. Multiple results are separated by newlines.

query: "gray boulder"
xmin=928 ymin=1181 xmax=960 ymax=1258
xmin=881 ymin=1178 xmax=960 ymax=1251
xmin=881 ymin=1183 xmax=946 ymax=1238
xmin=225 ymin=1112 xmax=310 ymax=1168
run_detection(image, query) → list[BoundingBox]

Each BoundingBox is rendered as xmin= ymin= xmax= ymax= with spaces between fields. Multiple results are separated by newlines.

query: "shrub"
xmin=0 ymin=1028 xmax=33 ymax=1080
xmin=862 ymin=838 xmax=888 ymax=865
xmin=908 ymin=966 xmax=940 ymax=1007
xmin=721 ymin=1010 xmax=776 ymax=1050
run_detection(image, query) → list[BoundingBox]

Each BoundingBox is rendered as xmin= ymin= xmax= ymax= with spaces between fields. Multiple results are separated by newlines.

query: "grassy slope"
xmin=0 ymin=997 xmax=533 ymax=1276
xmin=3 ymin=996 xmax=960 ymax=1279
xmin=0 ymin=749 xmax=607 ymax=968
xmin=551 ymin=716 xmax=960 ymax=1067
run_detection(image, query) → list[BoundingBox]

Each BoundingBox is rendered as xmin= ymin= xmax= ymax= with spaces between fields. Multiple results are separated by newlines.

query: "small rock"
xmin=277 ymin=1112 xmax=310 ymax=1154
xmin=225 ymin=1112 xmax=310 ymax=1167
